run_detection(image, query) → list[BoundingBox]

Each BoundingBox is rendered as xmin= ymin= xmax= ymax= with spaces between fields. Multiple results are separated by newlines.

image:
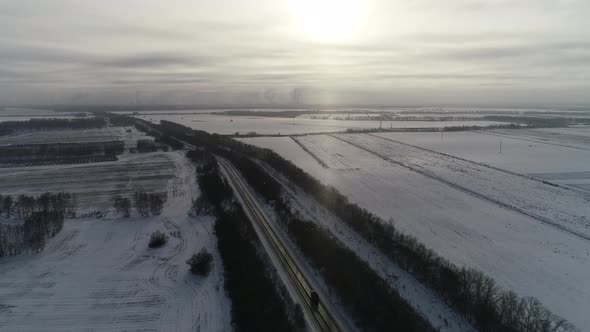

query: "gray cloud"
xmin=96 ymin=54 xmax=210 ymax=69
xmin=0 ymin=0 xmax=589 ymax=106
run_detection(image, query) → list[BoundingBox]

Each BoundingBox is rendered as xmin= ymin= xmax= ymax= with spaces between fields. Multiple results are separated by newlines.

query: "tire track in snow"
xmin=0 ymin=150 xmax=231 ymax=331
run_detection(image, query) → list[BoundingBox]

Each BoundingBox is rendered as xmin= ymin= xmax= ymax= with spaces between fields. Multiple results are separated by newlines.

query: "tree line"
xmin=0 ymin=192 xmax=77 ymax=257
xmin=287 ymin=216 xmax=433 ymax=331
xmin=223 ymin=138 xmax=576 ymax=332
xmin=136 ymin=139 xmax=162 ymax=153
xmin=0 ymin=117 xmax=106 ymax=136
xmin=112 ymin=192 xmax=166 ymax=217
xmin=137 ymin=117 xmax=577 ymax=332
xmin=0 ymin=192 xmax=78 ymax=219
xmin=194 ymin=155 xmax=304 ymax=332
xmin=0 ymin=141 xmax=125 ymax=162
xmin=483 ymin=115 xmax=573 ymax=128
xmin=224 ymin=151 xmax=434 ymax=331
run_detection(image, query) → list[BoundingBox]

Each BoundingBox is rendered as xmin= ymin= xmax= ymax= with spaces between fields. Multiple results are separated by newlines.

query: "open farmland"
xmin=0 ymin=150 xmax=231 ymax=331
xmin=0 ymin=109 xmax=82 ymax=123
xmin=0 ymin=127 xmax=150 ymax=148
xmin=0 ymin=125 xmax=165 ymax=210
xmin=374 ymin=128 xmax=590 ymax=191
xmin=0 ymin=152 xmax=177 ymax=211
xmin=135 ymin=113 xmax=510 ymax=135
xmin=481 ymin=128 xmax=590 ymax=150
xmin=238 ymin=133 xmax=590 ymax=329
xmin=330 ymin=133 xmax=590 ymax=239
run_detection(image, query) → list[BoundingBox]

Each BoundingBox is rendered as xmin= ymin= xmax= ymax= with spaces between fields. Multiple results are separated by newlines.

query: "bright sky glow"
xmin=0 ymin=0 xmax=588 ymax=106
xmin=289 ymin=0 xmax=368 ymax=42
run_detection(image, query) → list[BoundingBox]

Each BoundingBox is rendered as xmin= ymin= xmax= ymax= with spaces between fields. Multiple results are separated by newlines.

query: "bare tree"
xmin=134 ymin=192 xmax=149 ymax=216
xmin=149 ymin=193 xmax=164 ymax=215
xmin=113 ymin=196 xmax=131 ymax=217
xmin=65 ymin=193 xmax=78 ymax=218
xmin=2 ymin=196 xmax=13 ymax=218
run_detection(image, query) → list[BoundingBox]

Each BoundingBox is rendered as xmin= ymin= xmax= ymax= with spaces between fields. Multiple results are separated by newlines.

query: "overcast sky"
xmin=0 ymin=0 xmax=588 ymax=107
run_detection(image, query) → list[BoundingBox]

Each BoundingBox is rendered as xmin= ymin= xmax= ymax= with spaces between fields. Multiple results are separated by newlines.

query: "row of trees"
xmin=0 ymin=141 xmax=125 ymax=161
xmin=195 ymin=156 xmax=304 ymax=332
xmin=0 ymin=193 xmax=74 ymax=257
xmin=0 ymin=117 xmax=106 ymax=136
xmin=145 ymin=117 xmax=576 ymax=332
xmin=225 ymin=144 xmax=575 ymax=332
xmin=287 ymin=216 xmax=432 ymax=331
xmin=0 ymin=192 xmax=78 ymax=219
xmin=112 ymin=192 xmax=166 ymax=217
xmin=483 ymin=115 xmax=572 ymax=128
xmin=22 ymin=211 xmax=64 ymax=252
xmin=227 ymin=151 xmax=433 ymax=331
xmin=232 ymin=144 xmax=575 ymax=332
xmin=136 ymin=139 xmax=159 ymax=153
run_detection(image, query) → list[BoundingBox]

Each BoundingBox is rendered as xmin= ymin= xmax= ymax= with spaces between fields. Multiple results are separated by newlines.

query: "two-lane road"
xmin=216 ymin=157 xmax=345 ymax=332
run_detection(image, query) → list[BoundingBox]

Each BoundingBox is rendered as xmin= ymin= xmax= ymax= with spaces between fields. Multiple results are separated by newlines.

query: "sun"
xmin=288 ymin=0 xmax=367 ymax=42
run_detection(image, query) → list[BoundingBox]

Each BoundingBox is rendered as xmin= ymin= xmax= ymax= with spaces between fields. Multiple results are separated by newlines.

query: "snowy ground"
xmin=331 ymin=133 xmax=590 ymax=239
xmin=296 ymin=113 xmax=383 ymax=120
xmin=0 ymin=109 xmax=81 ymax=123
xmin=258 ymin=161 xmax=475 ymax=332
xmin=238 ymin=134 xmax=590 ymax=330
xmin=0 ymin=150 xmax=231 ymax=331
xmin=136 ymin=113 xmax=510 ymax=135
xmin=0 ymin=126 xmax=169 ymax=211
xmin=479 ymin=128 xmax=590 ymax=150
xmin=0 ymin=126 xmax=149 ymax=149
xmin=374 ymin=129 xmax=590 ymax=191
xmin=0 ymin=152 xmax=177 ymax=211
xmin=0 ymin=115 xmax=79 ymax=123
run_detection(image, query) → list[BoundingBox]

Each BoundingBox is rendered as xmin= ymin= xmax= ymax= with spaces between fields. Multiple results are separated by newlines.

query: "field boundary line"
xmin=366 ymin=133 xmax=590 ymax=197
xmin=475 ymin=130 xmax=590 ymax=152
xmin=290 ymin=137 xmax=329 ymax=169
xmin=329 ymin=134 xmax=590 ymax=242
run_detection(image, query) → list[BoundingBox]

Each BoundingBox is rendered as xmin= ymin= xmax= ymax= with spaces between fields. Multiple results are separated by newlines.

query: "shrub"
xmin=187 ymin=248 xmax=213 ymax=276
xmin=148 ymin=230 xmax=168 ymax=248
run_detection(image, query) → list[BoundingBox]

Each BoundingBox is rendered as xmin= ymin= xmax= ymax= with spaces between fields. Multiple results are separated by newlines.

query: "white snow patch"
xmin=239 ymin=134 xmax=590 ymax=330
xmin=0 ymin=150 xmax=232 ymax=331
xmin=258 ymin=161 xmax=476 ymax=332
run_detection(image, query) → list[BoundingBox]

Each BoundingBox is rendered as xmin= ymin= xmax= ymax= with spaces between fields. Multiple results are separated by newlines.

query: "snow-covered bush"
xmin=148 ymin=230 xmax=168 ymax=248
xmin=186 ymin=248 xmax=213 ymax=276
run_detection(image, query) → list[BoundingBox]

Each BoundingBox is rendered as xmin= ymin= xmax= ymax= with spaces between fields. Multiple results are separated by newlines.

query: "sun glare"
xmin=289 ymin=0 xmax=367 ymax=42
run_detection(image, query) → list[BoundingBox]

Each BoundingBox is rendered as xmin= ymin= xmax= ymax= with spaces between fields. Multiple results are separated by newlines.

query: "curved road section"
xmin=217 ymin=157 xmax=345 ymax=332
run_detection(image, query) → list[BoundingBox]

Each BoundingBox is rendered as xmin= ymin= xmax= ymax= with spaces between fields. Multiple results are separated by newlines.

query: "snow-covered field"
xmin=0 ymin=115 xmax=79 ymax=123
xmin=238 ymin=134 xmax=590 ymax=330
xmin=0 ymin=124 xmax=178 ymax=211
xmin=296 ymin=113 xmax=383 ymax=120
xmin=0 ymin=152 xmax=177 ymax=211
xmin=0 ymin=109 xmax=82 ymax=123
xmin=483 ymin=128 xmax=590 ymax=150
xmin=331 ymin=133 xmax=590 ymax=239
xmin=136 ymin=113 xmax=509 ymax=135
xmin=0 ymin=150 xmax=231 ymax=331
xmin=374 ymin=128 xmax=590 ymax=191
xmin=0 ymin=127 xmax=149 ymax=148
xmin=259 ymin=162 xmax=475 ymax=332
